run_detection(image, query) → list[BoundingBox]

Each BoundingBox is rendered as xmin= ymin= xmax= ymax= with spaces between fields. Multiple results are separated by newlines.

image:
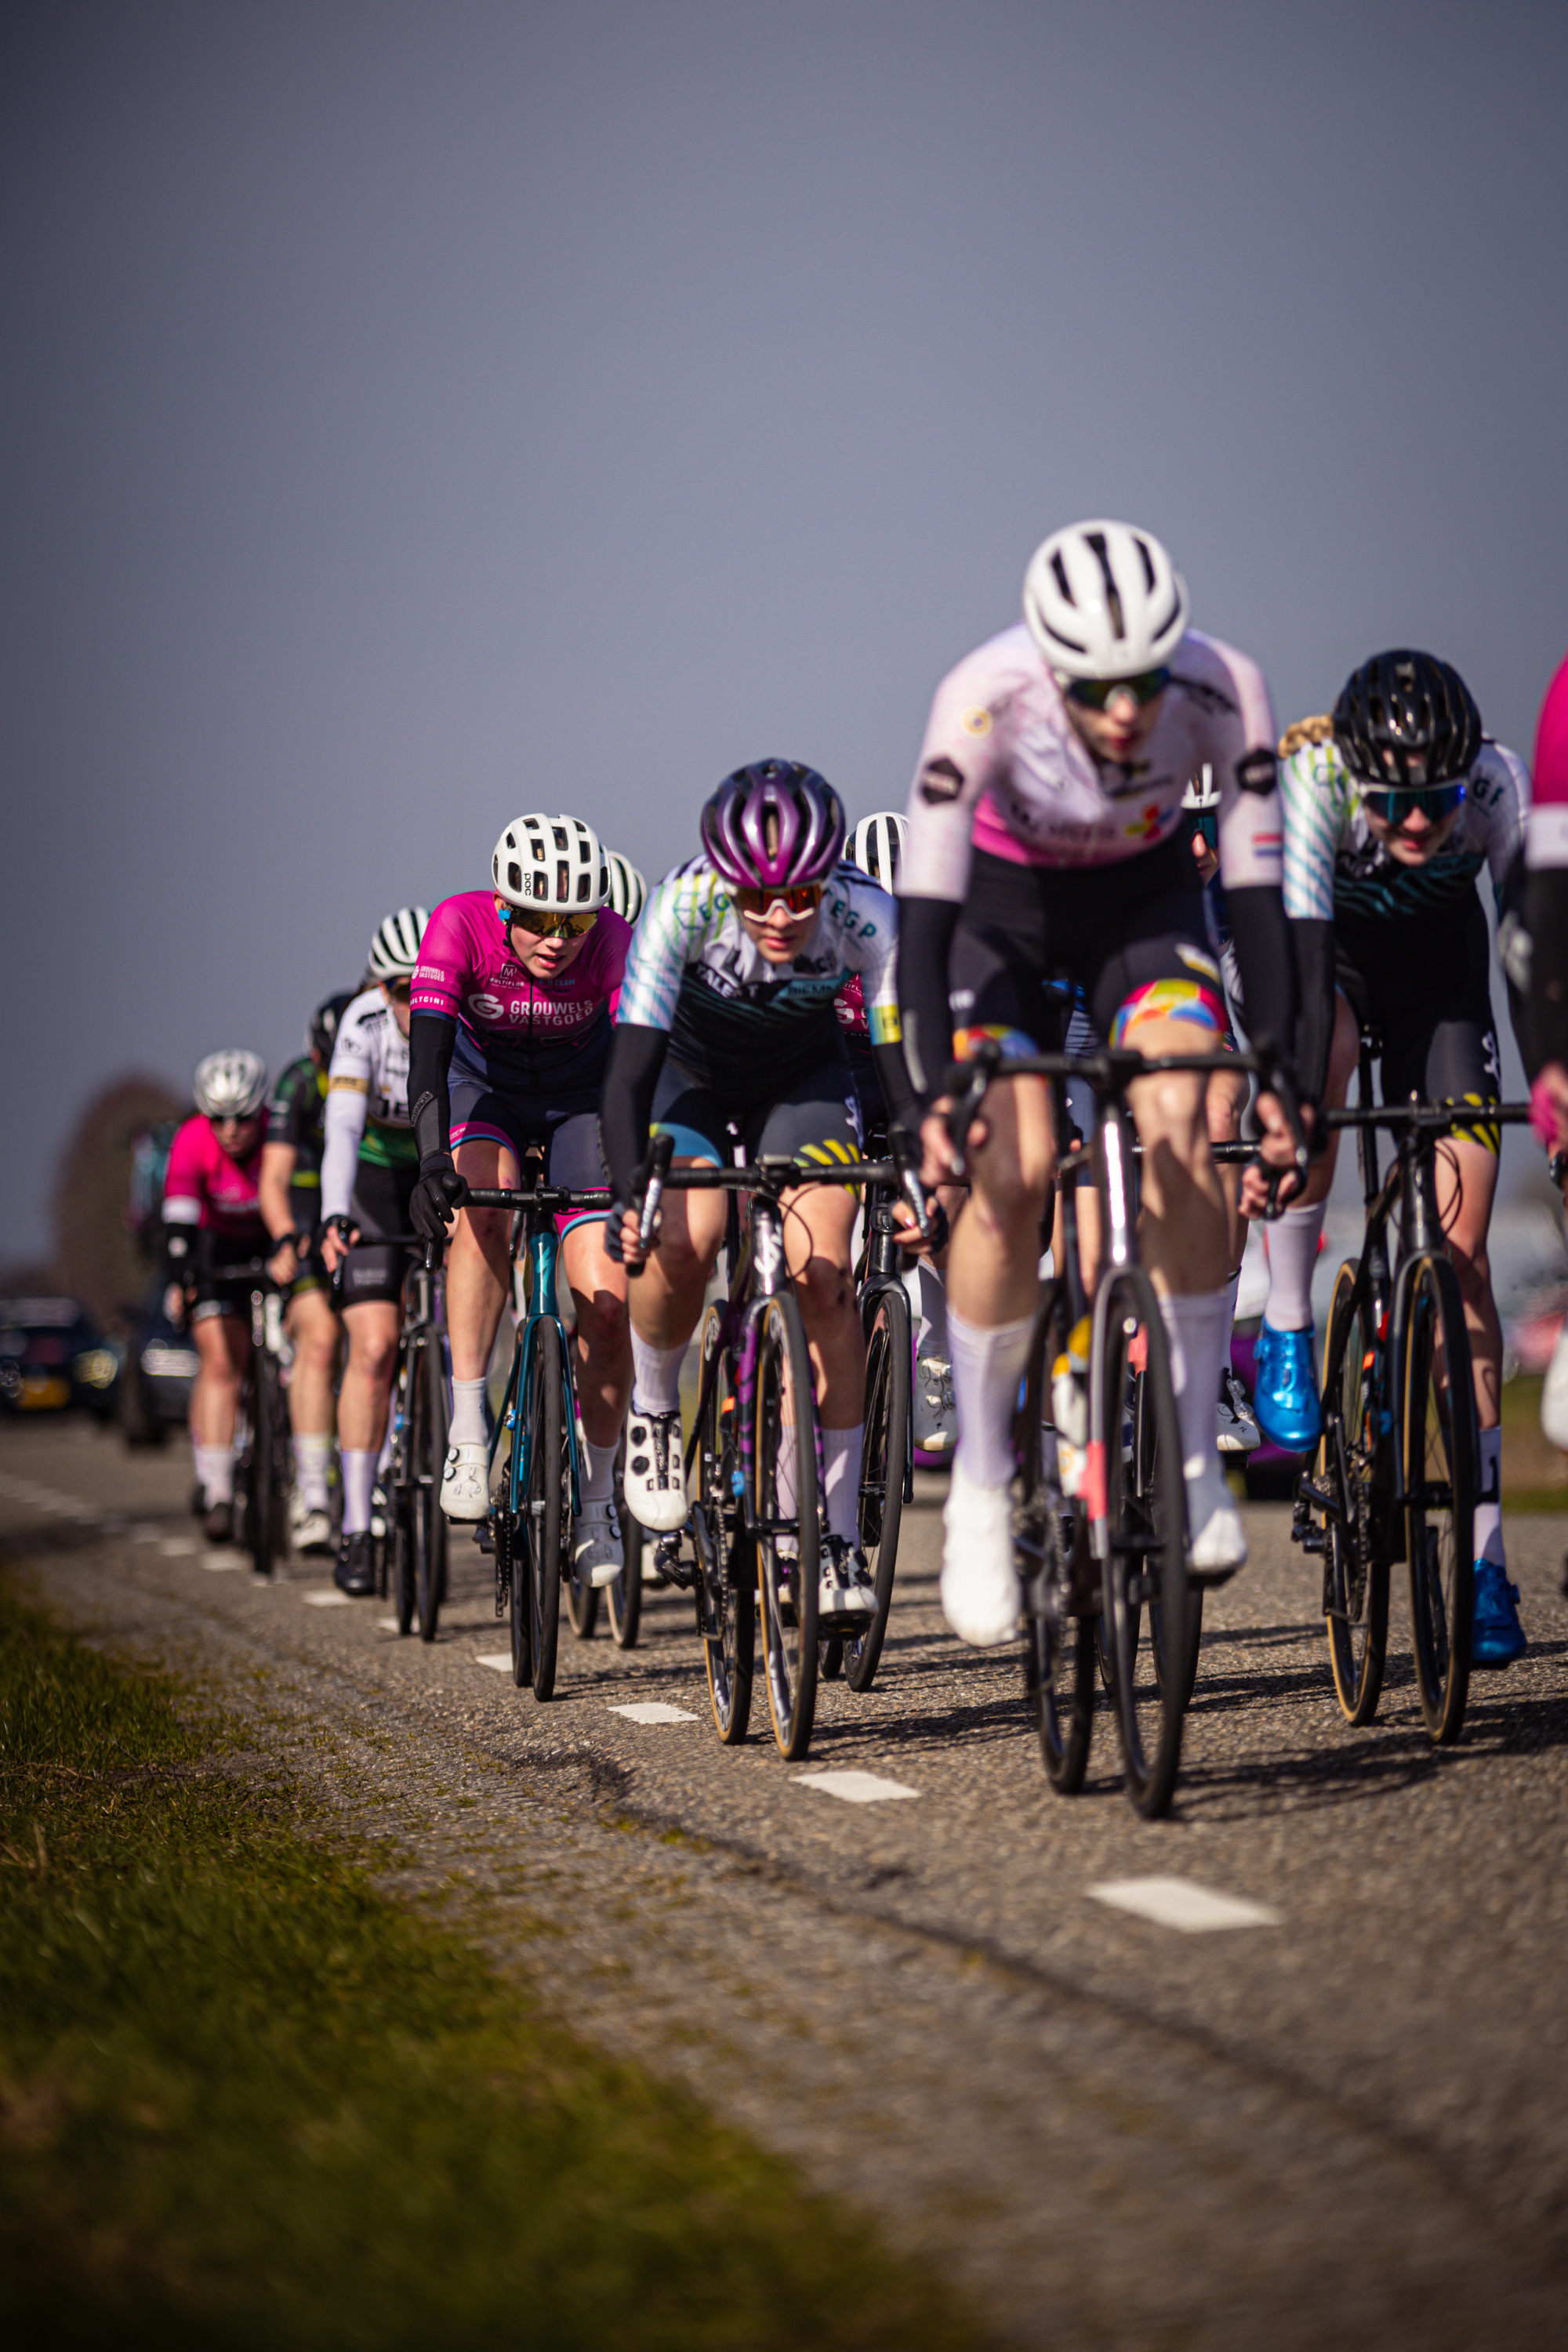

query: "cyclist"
xmin=1505 ymin=653 xmax=1568 ymax=1452
xmin=1259 ymin=652 xmax=1528 ymax=1667
xmin=599 ymin=759 xmax=927 ymax=1625
xmin=316 ymin=912 xmax=426 ymax=1596
xmin=897 ymin=519 xmax=1304 ymax=1645
xmin=162 ymin=1050 xmax=271 ymax=1543
xmin=844 ymin=810 xmax=956 ymax=1458
xmin=407 ymin=817 xmax=634 ymax=1589
xmin=258 ymin=990 xmax=354 ymax=1553
xmin=606 ymin=850 xmax=648 ymax=926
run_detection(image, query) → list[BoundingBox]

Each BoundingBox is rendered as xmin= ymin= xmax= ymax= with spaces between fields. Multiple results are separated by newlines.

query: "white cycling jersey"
xmin=320 ymin=988 xmax=414 ymax=1222
xmin=1279 ymin=735 xmax=1527 ymax=924
xmin=901 ymin=623 xmax=1283 ymax=901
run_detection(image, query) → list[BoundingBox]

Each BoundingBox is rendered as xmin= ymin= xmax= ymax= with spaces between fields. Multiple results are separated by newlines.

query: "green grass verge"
xmin=0 ymin=1582 xmax=975 ymax=2350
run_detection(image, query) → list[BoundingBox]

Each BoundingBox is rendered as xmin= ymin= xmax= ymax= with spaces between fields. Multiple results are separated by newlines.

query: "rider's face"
xmin=1362 ymin=802 xmax=1462 ymax=866
xmin=379 ymin=982 xmax=413 ymax=1037
xmin=497 ymin=898 xmax=593 ymax=979
xmin=739 ymin=900 xmax=820 ymax=965
xmin=1062 ymin=683 xmax=1167 ymax=764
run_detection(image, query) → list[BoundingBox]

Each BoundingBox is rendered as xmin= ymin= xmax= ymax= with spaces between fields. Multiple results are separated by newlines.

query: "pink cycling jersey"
xmin=409 ymin=891 xmax=630 ymax=1081
xmin=162 ymin=1114 xmax=267 ymax=1241
xmin=1530 ymin=654 xmax=1568 ymax=871
xmin=902 ymin=623 xmax=1282 ymax=899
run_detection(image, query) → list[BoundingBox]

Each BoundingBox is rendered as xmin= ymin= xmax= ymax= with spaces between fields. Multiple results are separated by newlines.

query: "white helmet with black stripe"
xmin=193 ymin=1049 xmax=268 ymax=1121
xmin=366 ymin=906 xmax=429 ymax=982
xmin=604 ymin=848 xmax=648 ymax=924
xmin=492 ymin=813 xmax=608 ymax=912
xmin=849 ymin=811 xmax=907 ymax=891
xmin=1023 ymin=520 xmax=1189 ymax=681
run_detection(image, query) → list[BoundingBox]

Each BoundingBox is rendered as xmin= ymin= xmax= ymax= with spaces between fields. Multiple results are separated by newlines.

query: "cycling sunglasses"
xmin=382 ymin=977 xmax=413 ymax=1002
xmin=1056 ymin=666 xmax=1171 ymax=711
xmin=506 ymin=906 xmax=599 ymax=939
xmin=1359 ymin=780 xmax=1467 ymax=827
xmin=732 ymin=882 xmax=823 ymax=917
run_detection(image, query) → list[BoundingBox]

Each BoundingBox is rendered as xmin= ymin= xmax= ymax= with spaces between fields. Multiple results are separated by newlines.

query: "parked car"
xmin=115 ymin=1295 xmax=199 ymax=1447
xmin=0 ymin=1297 xmax=120 ymax=1421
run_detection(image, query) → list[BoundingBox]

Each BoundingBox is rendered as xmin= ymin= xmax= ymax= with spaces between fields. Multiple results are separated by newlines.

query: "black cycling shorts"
xmin=651 ymin=1052 xmax=862 ymax=1174
xmin=341 ymin=1160 xmax=419 ymax=1308
xmin=187 ymin=1237 xmax=267 ymax=1325
xmin=1335 ymin=892 xmax=1502 ymax=1152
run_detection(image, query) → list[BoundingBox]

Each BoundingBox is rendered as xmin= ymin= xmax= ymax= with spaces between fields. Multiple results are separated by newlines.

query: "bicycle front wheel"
xmin=1318 ymin=1261 xmax=1388 ymax=1724
xmin=844 ymin=1282 xmax=910 ymax=1693
xmin=527 ymin=1319 xmax=568 ymax=1702
xmin=1019 ymin=1285 xmax=1094 ymax=1796
xmin=694 ymin=1305 xmax=753 ymax=1742
xmin=607 ymin=1440 xmax=643 ymax=1650
xmin=1403 ymin=1252 xmax=1475 ymax=1745
xmin=1099 ymin=1270 xmax=1189 ymax=1819
xmin=757 ymin=1294 xmax=819 ymax=1761
xmin=411 ymin=1331 xmax=449 ymax=1643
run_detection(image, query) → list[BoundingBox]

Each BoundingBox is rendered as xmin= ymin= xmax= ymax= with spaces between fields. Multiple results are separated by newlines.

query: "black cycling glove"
xmin=410 ymin=1152 xmax=470 ymax=1241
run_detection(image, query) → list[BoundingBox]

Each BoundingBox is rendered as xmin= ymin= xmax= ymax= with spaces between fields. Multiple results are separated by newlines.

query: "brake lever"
xmin=626 ymin=1131 xmax=674 ymax=1279
xmin=889 ymin=1125 xmax=934 ymax=1243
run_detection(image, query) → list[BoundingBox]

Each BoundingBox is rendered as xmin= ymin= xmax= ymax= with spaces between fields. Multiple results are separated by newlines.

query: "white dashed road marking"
xmin=474 ymin=1652 xmax=514 ymax=1671
xmin=376 ymin=1617 xmax=401 ymax=1632
xmin=1089 ymin=1877 xmax=1282 ymax=1933
xmin=793 ymin=1769 xmax=919 ymax=1805
xmin=161 ymin=1538 xmax=197 ymax=1557
xmin=303 ymin=1589 xmax=353 ymax=1608
xmin=608 ymin=1701 xmax=698 ymax=1725
xmin=201 ymin=1554 xmax=246 ymax=1573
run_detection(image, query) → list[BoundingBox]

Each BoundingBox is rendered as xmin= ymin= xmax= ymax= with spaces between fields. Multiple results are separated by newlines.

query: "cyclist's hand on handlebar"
xmin=920 ymin=1103 xmax=978 ymax=1186
xmin=604 ymin=1200 xmax=656 ymax=1269
xmin=163 ymin=1282 xmax=187 ymax=1329
xmin=1241 ymin=1089 xmax=1315 ymax=1219
xmin=410 ymin=1152 xmax=469 ymax=1241
xmin=318 ymin=1216 xmax=358 ymax=1275
xmin=266 ymin=1232 xmax=302 ymax=1286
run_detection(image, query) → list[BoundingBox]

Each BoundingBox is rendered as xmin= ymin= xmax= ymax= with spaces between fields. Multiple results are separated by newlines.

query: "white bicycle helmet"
xmin=366 ymin=906 xmax=430 ymax=982
xmin=849 ymin=811 xmax=907 ymax=891
xmin=1022 ymin=520 xmax=1189 ymax=680
xmin=604 ymin=848 xmax=648 ymax=924
xmin=193 ymin=1049 xmax=268 ymax=1121
xmin=492 ymin=813 xmax=608 ymax=912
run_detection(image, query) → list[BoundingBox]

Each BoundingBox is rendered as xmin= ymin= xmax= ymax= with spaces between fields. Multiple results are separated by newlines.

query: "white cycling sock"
xmin=579 ymin=1432 xmax=618 ymax=1507
xmin=1160 ymin=1287 xmax=1232 ymax=1483
xmin=342 ymin=1448 xmax=378 ymax=1536
xmin=948 ymin=1309 xmax=1034 ymax=1491
xmin=902 ymin=1260 xmax=948 ymax=1361
xmin=292 ymin=1432 xmax=332 ymax=1512
xmin=1474 ymin=1425 xmax=1504 ymax=1565
xmin=449 ymin=1377 xmax=488 ymax=1448
xmin=194 ymin=1443 xmax=234 ymax=1506
xmin=1265 ymin=1203 xmax=1325 ymax=1331
xmin=630 ymin=1332 xmax=685 ymax=1417
xmin=822 ymin=1424 xmax=865 ymax=1544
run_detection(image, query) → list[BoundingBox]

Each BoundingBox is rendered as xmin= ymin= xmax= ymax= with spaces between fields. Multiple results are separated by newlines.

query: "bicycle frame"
xmin=487 ymin=1214 xmax=582 ymax=1544
xmin=856 ymin=1178 xmax=916 ymax=1512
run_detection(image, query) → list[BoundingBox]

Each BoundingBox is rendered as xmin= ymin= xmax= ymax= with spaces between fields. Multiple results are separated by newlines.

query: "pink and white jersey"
xmin=410 ymin=891 xmax=631 ymax=1083
xmin=162 ymin=1114 xmax=267 ymax=1242
xmin=1530 ymin=654 xmax=1568 ymax=873
xmin=901 ymin=622 xmax=1283 ymax=901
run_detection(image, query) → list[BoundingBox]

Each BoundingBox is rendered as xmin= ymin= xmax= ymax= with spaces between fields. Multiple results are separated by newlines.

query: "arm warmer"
xmin=870 ymin=1039 xmax=921 ymax=1139
xmin=1289 ymin=916 xmax=1335 ymax=1112
xmin=408 ymin=1013 xmax=456 ymax=1164
xmin=319 ymin=1087 xmax=370 ymax=1225
xmin=1226 ymin=885 xmax=1301 ymax=1092
xmin=895 ymin=895 xmax=962 ymax=1105
xmin=597 ymin=1023 xmax=671 ymax=1199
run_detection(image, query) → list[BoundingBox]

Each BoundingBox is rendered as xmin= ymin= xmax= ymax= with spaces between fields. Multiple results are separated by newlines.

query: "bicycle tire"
xmin=249 ymin=1353 xmax=287 ymax=1580
xmin=1019 ymin=1285 xmax=1094 ymax=1795
xmin=1403 ymin=1252 xmax=1475 ymax=1746
xmin=1319 ymin=1262 xmax=1388 ymax=1726
xmin=527 ymin=1319 xmax=568 ymax=1702
xmin=1099 ymin=1269 xmax=1189 ymax=1818
xmin=412 ymin=1331 xmax=449 ymax=1644
xmin=757 ymin=1293 xmax=820 ymax=1761
xmin=1141 ymin=1368 xmax=1202 ymax=1710
xmin=495 ymin=1398 xmax=528 ymax=1686
xmin=844 ymin=1283 xmax=910 ymax=1693
xmin=607 ymin=1441 xmax=643 ymax=1649
xmin=566 ymin=1530 xmax=600 ymax=1642
xmin=694 ymin=1305 xmax=753 ymax=1743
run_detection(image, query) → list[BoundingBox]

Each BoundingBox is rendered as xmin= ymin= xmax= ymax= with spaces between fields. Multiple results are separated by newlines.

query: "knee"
xmin=654 ymin=1223 xmax=711 ymax=1292
xmin=793 ymin=1252 xmax=853 ymax=1321
xmin=575 ymin=1289 xmax=629 ymax=1357
xmin=352 ymin=1335 xmax=398 ymax=1386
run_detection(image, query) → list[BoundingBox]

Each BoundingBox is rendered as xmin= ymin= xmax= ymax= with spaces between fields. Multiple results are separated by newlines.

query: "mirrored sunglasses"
xmin=733 ymin=883 xmax=823 ymax=917
xmin=1057 ymin=667 xmax=1171 ymax=711
xmin=1359 ymin=781 xmax=1466 ymax=827
xmin=508 ymin=906 xmax=598 ymax=939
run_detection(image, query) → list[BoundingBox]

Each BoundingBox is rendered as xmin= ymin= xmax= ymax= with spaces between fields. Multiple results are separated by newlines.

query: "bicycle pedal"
xmin=473 ymin=1525 xmax=495 ymax=1554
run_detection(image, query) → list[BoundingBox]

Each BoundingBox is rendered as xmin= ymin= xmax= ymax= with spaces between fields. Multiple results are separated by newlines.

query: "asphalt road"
xmin=5 ymin=1414 xmax=1568 ymax=2348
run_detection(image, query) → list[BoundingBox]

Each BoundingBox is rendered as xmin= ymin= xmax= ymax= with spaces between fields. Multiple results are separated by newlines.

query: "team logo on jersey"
xmin=468 ymin=992 xmax=504 ymax=1019
xmin=1122 ymin=801 xmax=1167 ymax=842
xmin=918 ymin=756 xmax=965 ymax=804
xmin=960 ymin=705 xmax=993 ymax=738
xmin=1236 ymin=748 xmax=1278 ymax=795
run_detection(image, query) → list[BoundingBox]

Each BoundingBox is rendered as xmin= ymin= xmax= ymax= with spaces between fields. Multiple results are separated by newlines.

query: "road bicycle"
xmin=1292 ymin=1037 xmax=1530 ymax=1745
xmin=466 ymin=1174 xmax=619 ymax=1702
xmin=227 ymin=1265 xmax=292 ymax=1580
xmin=946 ymin=1036 xmax=1300 ymax=1819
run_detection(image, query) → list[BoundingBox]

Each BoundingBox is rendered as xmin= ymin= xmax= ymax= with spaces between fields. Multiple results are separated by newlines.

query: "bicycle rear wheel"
xmin=1099 ymin=1269 xmax=1189 ymax=1819
xmin=757 ymin=1294 xmax=819 ymax=1761
xmin=607 ymin=1440 xmax=642 ymax=1650
xmin=1019 ymin=1285 xmax=1094 ymax=1795
xmin=1319 ymin=1262 xmax=1388 ymax=1725
xmin=411 ymin=1330 xmax=449 ymax=1643
xmin=1141 ymin=1367 xmax=1202 ymax=1710
xmin=527 ymin=1319 xmax=568 ymax=1702
xmin=695 ymin=1306 xmax=753 ymax=1743
xmin=1403 ymin=1252 xmax=1475 ymax=1745
xmin=844 ymin=1282 xmax=910 ymax=1693
xmin=249 ymin=1353 xmax=289 ymax=1579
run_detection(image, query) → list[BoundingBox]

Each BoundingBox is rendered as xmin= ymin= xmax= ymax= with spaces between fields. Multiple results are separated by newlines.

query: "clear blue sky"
xmin=5 ymin=0 xmax=1566 ymax=1255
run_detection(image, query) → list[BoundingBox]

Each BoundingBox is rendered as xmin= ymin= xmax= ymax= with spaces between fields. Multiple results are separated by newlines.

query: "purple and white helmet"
xmin=700 ymin=760 xmax=846 ymax=892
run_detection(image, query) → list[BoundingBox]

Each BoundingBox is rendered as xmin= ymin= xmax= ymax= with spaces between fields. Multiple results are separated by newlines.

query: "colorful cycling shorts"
xmin=650 ymin=1052 xmax=862 ymax=1175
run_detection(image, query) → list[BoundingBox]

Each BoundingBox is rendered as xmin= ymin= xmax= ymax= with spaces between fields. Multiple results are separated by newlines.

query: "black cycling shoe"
xmin=201 ymin=1498 xmax=234 ymax=1544
xmin=334 ymin=1530 xmax=377 ymax=1598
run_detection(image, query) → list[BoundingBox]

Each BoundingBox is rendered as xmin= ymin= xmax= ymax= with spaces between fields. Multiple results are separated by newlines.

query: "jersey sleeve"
xmin=1279 ymin=742 xmax=1344 ymax=920
xmin=1467 ymin=740 xmax=1527 ymax=908
xmin=1192 ymin=640 xmax=1284 ymax=894
xmin=840 ymin=873 xmax=902 ymax=1044
xmin=319 ymin=1084 xmax=368 ymax=1224
xmin=1530 ymin=655 xmax=1568 ymax=863
xmin=900 ymin=640 xmax=1015 ymax=902
xmin=615 ymin=866 xmax=717 ymax=1031
xmin=408 ymin=895 xmax=471 ymax=1022
xmin=326 ymin=996 xmax=377 ymax=1097
xmin=161 ymin=1117 xmax=208 ymax=1223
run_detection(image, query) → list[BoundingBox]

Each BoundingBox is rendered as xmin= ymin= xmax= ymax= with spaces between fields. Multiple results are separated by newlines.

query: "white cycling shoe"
xmin=818 ymin=1536 xmax=877 ymax=1621
xmin=572 ymin=1498 xmax=625 ymax=1589
xmin=289 ymin=1495 xmax=333 ymax=1555
xmin=940 ymin=1460 xmax=1020 ymax=1646
xmin=440 ymin=1441 xmax=490 ymax=1522
xmin=1185 ymin=1453 xmax=1248 ymax=1577
xmin=623 ymin=1408 xmax=687 ymax=1533
xmin=913 ymin=1355 xmax=956 ymax=1454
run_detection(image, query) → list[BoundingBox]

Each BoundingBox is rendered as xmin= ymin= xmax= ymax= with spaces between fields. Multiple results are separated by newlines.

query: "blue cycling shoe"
xmin=1251 ymin=1319 xmax=1323 ymax=1451
xmin=1471 ymin=1559 xmax=1526 ymax=1669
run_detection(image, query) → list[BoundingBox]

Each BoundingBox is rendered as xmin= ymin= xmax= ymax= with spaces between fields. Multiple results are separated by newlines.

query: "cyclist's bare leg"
xmin=779 ymin=1180 xmax=862 ymax=1428
xmin=1207 ymin=1058 xmax=1250 ymax=1275
xmin=447 ymin=1137 xmax=521 ymax=1385
xmin=1434 ymin=1132 xmax=1503 ymax=1428
xmin=946 ymin=1073 xmax=1054 ymax=1327
xmin=1123 ymin=1015 xmax=1227 ymax=1296
xmin=191 ymin=1312 xmax=248 ymax=1449
xmin=339 ymin=1301 xmax=401 ymax=1453
xmin=561 ymin=1218 xmax=632 ymax=1447
xmin=623 ymin=1157 xmax=728 ymax=1352
xmin=285 ymin=1287 xmax=339 ymax=1438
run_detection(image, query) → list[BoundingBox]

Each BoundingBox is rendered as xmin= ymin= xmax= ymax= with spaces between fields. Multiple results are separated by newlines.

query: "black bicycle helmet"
xmin=307 ymin=990 xmax=356 ymax=1063
xmin=1332 ymin=650 xmax=1482 ymax=788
